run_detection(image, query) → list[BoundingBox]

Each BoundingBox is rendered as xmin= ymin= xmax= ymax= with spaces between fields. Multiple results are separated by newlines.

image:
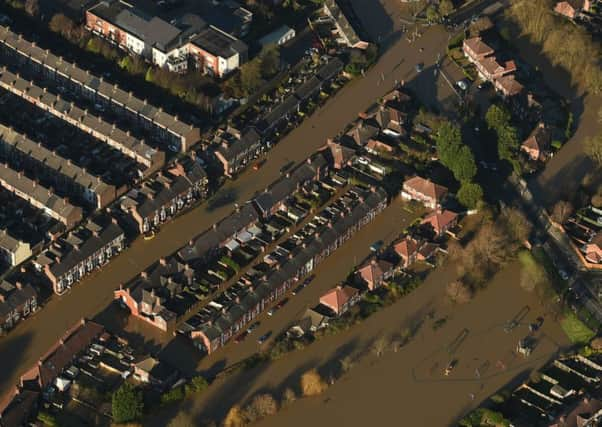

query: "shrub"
xmin=224 ymin=405 xmax=246 ymax=427
xmin=300 ymin=369 xmax=328 ymax=397
xmin=243 ymin=393 xmax=278 ymax=422
xmin=112 ymin=383 xmax=144 ymax=424
xmin=161 ymin=386 xmax=185 ymax=405
xmin=184 ymin=376 xmax=209 ymax=396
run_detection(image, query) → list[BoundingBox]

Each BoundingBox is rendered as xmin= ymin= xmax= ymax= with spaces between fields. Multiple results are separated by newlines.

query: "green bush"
xmin=112 ymin=383 xmax=144 ymax=423
xmin=185 ymin=376 xmax=209 ymax=396
xmin=161 ymin=386 xmax=185 ymax=405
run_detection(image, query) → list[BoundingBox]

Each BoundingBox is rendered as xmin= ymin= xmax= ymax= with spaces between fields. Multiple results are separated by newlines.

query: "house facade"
xmin=0 ymin=281 xmax=37 ymax=334
xmin=401 ymin=176 xmax=448 ymax=209
xmin=319 ymin=285 xmax=359 ymax=316
xmin=126 ymin=161 xmax=208 ymax=233
xmin=357 ymin=258 xmax=394 ymax=291
xmin=43 ymin=222 xmax=125 ymax=295
xmin=521 ymin=123 xmax=551 ymax=161
xmin=214 ymin=128 xmax=263 ymax=177
xmin=421 ymin=210 xmax=458 ymax=237
xmin=0 ymin=230 xmax=31 ymax=267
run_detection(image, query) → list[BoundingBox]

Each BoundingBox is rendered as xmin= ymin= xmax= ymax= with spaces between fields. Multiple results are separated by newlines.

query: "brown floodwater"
xmin=153 ymin=260 xmax=569 ymax=427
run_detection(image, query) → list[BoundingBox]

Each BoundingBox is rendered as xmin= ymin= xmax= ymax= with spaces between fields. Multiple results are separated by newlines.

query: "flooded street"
xmin=0 ymin=23 xmax=453 ymax=397
xmin=151 ymin=259 xmax=569 ymax=426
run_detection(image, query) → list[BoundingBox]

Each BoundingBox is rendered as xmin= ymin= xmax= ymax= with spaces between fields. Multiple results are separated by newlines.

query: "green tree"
xmin=457 ymin=182 xmax=483 ymax=209
xmin=485 ymin=104 xmax=512 ymax=131
xmin=438 ymin=0 xmax=454 ymax=16
xmin=426 ymin=5 xmax=440 ymax=22
xmin=260 ymin=47 xmax=281 ymax=79
xmin=435 ymin=121 xmax=477 ymax=182
xmin=240 ymin=60 xmax=262 ymax=96
xmin=112 ymin=383 xmax=144 ymax=423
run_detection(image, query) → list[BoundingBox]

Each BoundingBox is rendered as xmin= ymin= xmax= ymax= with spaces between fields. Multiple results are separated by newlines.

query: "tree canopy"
xmin=435 ymin=121 xmax=477 ymax=183
xmin=112 ymin=383 xmax=144 ymax=424
xmin=457 ymin=182 xmax=483 ymax=209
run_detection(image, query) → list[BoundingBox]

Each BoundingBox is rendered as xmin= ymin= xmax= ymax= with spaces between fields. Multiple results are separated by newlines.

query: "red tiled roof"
xmin=463 ymin=37 xmax=494 ymax=57
xmin=495 ymin=74 xmax=524 ymax=96
xmin=320 ymin=285 xmax=358 ymax=313
xmin=358 ymin=259 xmax=394 ymax=287
xmin=421 ymin=210 xmax=458 ymax=234
xmin=394 ymin=237 xmax=419 ymax=259
xmin=403 ymin=176 xmax=448 ymax=202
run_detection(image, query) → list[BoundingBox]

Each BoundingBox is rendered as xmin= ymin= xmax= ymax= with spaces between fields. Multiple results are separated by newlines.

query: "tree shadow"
xmin=0 ymin=331 xmax=34 ymax=396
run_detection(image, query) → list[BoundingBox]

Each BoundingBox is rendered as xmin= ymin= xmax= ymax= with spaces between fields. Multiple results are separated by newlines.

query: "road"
xmin=0 ymin=24 xmax=454 ymax=396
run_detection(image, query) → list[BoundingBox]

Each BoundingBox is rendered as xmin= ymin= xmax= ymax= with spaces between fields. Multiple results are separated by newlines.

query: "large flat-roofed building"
xmin=0 ymin=25 xmax=201 ymax=152
xmin=186 ymin=26 xmax=248 ymax=78
xmin=0 ymin=68 xmax=165 ymax=174
xmin=0 ymin=163 xmax=83 ymax=228
xmin=86 ymin=0 xmax=188 ymax=70
xmin=0 ymin=124 xmax=116 ymax=209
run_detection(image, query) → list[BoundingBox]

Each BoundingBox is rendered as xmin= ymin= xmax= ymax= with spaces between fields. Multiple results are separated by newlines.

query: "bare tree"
xmin=243 ymin=393 xmax=278 ymax=422
xmin=584 ymin=134 xmax=602 ymax=167
xmin=502 ymin=207 xmax=532 ymax=244
xmin=281 ymin=388 xmax=296 ymax=407
xmin=223 ymin=405 xmax=246 ymax=427
xmin=446 ymin=280 xmax=473 ymax=304
xmin=300 ymin=369 xmax=328 ymax=397
xmin=339 ymin=355 xmax=355 ymax=373
xmin=25 ymin=0 xmax=39 ymax=17
xmin=372 ymin=335 xmax=388 ymax=357
xmin=551 ymin=200 xmax=573 ymax=224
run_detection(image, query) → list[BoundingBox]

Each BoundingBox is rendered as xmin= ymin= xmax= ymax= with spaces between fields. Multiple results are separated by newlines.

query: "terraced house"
xmin=0 ymin=124 xmax=116 ymax=209
xmin=0 ymin=25 xmax=201 ymax=152
xmin=0 ymin=163 xmax=83 ymax=228
xmin=0 ymin=69 xmax=164 ymax=174
xmin=121 ymin=160 xmax=208 ymax=233
xmin=0 ymin=280 xmax=37 ymax=334
xmin=35 ymin=220 xmax=125 ymax=295
xmin=190 ymin=187 xmax=387 ymax=354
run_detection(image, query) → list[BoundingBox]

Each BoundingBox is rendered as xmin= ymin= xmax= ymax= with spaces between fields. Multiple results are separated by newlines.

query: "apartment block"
xmin=192 ymin=188 xmax=387 ymax=353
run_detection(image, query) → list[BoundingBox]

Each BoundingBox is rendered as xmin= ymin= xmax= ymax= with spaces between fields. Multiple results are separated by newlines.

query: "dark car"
xmin=247 ymin=322 xmax=260 ymax=334
xmin=292 ymin=284 xmax=304 ymax=295
xmin=280 ymin=161 xmax=295 ymax=174
xmin=258 ymin=331 xmax=272 ymax=344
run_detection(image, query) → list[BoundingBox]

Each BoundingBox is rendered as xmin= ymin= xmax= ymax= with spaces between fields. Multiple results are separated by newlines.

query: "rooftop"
xmin=190 ymin=25 xmax=247 ymax=59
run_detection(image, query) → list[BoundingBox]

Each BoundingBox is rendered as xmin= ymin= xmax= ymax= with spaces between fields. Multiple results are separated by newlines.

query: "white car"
xmin=457 ymin=80 xmax=469 ymax=91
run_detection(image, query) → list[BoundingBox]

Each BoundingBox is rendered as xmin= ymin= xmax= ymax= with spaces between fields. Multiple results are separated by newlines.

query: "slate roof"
xmin=0 ymin=281 xmax=37 ymax=321
xmin=49 ymin=222 xmax=124 ymax=278
xmin=0 ymin=25 xmax=198 ymax=140
xmin=0 ymin=123 xmax=112 ymax=197
xmin=215 ymin=128 xmax=261 ymax=163
xmin=0 ymin=163 xmax=83 ymax=224
xmin=37 ymin=320 xmax=104 ymax=388
xmin=195 ymin=187 xmax=387 ymax=339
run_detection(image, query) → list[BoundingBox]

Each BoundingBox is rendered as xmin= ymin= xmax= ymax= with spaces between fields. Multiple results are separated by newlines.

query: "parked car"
xmin=280 ymin=161 xmax=295 ymax=174
xmin=258 ymin=331 xmax=272 ymax=344
xmin=456 ymin=80 xmax=469 ymax=91
xmin=370 ymin=240 xmax=384 ymax=252
xmin=415 ymin=63 xmax=424 ymax=73
xmin=247 ymin=322 xmax=260 ymax=334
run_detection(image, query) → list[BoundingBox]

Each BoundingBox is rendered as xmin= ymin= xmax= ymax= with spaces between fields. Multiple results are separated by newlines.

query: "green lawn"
xmin=560 ymin=312 xmax=596 ymax=344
